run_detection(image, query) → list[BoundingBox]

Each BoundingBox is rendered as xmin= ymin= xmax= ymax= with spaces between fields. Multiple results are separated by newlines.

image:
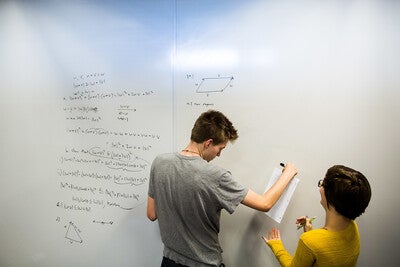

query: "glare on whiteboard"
xmin=175 ymin=49 xmax=239 ymax=69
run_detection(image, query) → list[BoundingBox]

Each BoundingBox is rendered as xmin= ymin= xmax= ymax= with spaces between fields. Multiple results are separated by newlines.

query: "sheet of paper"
xmin=264 ymin=167 xmax=299 ymax=223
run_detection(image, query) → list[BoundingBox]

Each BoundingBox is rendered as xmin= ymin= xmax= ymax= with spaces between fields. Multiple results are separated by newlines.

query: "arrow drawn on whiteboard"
xmin=93 ymin=220 xmax=113 ymax=225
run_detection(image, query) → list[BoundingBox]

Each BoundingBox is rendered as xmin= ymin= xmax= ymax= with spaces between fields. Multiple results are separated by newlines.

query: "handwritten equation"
xmin=57 ymin=72 xmax=162 ymax=242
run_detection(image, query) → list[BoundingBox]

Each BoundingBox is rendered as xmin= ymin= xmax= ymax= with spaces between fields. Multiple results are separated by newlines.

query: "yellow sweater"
xmin=267 ymin=220 xmax=360 ymax=267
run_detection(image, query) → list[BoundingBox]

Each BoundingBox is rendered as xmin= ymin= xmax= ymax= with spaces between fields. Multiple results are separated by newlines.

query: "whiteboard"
xmin=1 ymin=1 xmax=400 ymax=266
xmin=0 ymin=1 xmax=172 ymax=266
xmin=173 ymin=1 xmax=400 ymax=266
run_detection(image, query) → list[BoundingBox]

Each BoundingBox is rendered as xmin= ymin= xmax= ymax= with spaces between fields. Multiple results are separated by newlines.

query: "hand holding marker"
xmin=297 ymin=216 xmax=316 ymax=230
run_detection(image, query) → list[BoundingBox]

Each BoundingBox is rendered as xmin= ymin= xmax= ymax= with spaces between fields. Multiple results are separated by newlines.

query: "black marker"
xmin=280 ymin=163 xmax=285 ymax=167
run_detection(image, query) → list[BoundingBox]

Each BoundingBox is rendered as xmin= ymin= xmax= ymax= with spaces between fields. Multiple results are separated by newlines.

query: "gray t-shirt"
xmin=148 ymin=152 xmax=249 ymax=267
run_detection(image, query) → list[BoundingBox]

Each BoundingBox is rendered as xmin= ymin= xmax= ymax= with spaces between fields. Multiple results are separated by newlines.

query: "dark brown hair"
xmin=323 ymin=165 xmax=371 ymax=220
xmin=191 ymin=110 xmax=238 ymax=144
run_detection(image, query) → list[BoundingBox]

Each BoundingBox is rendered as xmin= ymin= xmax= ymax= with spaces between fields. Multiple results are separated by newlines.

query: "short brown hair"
xmin=323 ymin=165 xmax=371 ymax=220
xmin=190 ymin=110 xmax=238 ymax=144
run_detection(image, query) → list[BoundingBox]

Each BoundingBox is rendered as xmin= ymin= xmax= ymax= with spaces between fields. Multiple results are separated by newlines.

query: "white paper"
xmin=264 ymin=167 xmax=299 ymax=223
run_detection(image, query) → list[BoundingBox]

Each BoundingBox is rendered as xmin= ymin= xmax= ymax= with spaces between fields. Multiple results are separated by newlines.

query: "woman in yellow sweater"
xmin=263 ymin=165 xmax=371 ymax=267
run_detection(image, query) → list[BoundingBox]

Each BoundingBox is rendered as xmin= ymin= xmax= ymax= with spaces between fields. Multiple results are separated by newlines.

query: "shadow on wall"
xmin=234 ymin=212 xmax=275 ymax=267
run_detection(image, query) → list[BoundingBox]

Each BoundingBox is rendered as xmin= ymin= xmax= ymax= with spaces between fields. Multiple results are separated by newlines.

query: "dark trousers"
xmin=161 ymin=257 xmax=225 ymax=267
xmin=161 ymin=257 xmax=188 ymax=267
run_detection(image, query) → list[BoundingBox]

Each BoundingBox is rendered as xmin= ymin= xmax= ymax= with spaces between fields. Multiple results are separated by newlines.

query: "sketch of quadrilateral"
xmin=65 ymin=221 xmax=83 ymax=244
xmin=196 ymin=76 xmax=234 ymax=94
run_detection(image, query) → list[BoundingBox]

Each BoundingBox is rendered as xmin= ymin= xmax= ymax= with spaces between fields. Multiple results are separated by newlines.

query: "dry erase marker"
xmin=297 ymin=216 xmax=316 ymax=230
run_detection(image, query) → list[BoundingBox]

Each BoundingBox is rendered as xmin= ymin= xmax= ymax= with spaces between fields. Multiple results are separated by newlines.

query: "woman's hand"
xmin=262 ymin=227 xmax=281 ymax=244
xmin=296 ymin=216 xmax=313 ymax=232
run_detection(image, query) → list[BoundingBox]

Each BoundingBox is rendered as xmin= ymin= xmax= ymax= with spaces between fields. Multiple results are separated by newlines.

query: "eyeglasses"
xmin=318 ymin=179 xmax=324 ymax=187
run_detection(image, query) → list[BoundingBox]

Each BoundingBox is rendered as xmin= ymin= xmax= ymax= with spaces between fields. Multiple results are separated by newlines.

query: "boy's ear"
xmin=204 ymin=139 xmax=213 ymax=148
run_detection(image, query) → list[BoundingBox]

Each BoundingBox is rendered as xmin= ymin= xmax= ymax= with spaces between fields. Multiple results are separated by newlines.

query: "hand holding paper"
xmin=264 ymin=166 xmax=299 ymax=223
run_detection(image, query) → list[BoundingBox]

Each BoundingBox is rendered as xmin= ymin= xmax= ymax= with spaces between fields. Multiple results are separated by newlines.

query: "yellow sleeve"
xmin=268 ymin=238 xmax=316 ymax=267
xmin=267 ymin=240 xmax=293 ymax=267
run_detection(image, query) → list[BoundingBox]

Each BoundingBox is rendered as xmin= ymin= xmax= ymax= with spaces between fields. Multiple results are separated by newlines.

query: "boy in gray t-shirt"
xmin=149 ymin=152 xmax=248 ymax=266
xmin=147 ymin=110 xmax=297 ymax=267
